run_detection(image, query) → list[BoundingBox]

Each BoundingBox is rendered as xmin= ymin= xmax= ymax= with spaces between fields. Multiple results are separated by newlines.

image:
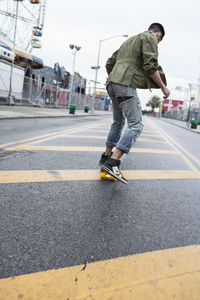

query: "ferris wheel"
xmin=0 ymin=0 xmax=46 ymax=52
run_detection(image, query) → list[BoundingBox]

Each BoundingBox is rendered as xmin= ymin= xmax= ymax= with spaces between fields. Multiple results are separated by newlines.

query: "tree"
xmin=146 ymin=95 xmax=161 ymax=112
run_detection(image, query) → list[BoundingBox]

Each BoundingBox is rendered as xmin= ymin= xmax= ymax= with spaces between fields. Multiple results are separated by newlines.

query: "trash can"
xmin=190 ymin=120 xmax=199 ymax=129
xmin=84 ymin=106 xmax=89 ymax=113
xmin=69 ymin=105 xmax=76 ymax=114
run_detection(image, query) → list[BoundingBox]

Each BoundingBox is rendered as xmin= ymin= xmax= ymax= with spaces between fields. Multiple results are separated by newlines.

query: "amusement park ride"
xmin=0 ymin=0 xmax=46 ymax=103
xmin=0 ymin=0 xmax=46 ymax=52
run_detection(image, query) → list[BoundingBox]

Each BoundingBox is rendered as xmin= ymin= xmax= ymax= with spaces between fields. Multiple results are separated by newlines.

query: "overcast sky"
xmin=32 ymin=0 xmax=200 ymax=107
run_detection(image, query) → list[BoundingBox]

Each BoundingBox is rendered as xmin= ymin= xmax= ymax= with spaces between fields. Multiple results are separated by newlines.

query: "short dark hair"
xmin=148 ymin=23 xmax=165 ymax=40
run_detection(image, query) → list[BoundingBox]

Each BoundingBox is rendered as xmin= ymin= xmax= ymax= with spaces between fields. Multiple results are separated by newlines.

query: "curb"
xmin=161 ymin=118 xmax=200 ymax=135
xmin=0 ymin=113 xmax=112 ymax=120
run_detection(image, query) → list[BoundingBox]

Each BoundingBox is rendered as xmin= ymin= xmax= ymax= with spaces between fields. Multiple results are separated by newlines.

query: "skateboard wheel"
xmin=100 ymin=171 xmax=116 ymax=181
xmin=100 ymin=172 xmax=107 ymax=179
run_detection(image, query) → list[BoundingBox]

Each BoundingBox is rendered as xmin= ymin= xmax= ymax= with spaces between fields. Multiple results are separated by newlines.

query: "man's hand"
xmin=150 ymin=71 xmax=170 ymax=98
xmin=162 ymin=87 xmax=170 ymax=98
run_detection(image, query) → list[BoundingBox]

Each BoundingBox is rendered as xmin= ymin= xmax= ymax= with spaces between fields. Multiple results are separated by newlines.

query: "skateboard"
xmin=100 ymin=167 xmax=117 ymax=181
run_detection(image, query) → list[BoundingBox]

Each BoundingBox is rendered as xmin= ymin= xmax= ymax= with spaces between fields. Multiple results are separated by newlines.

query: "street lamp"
xmin=68 ymin=44 xmax=81 ymax=107
xmin=91 ymin=34 xmax=128 ymax=114
xmin=186 ymin=83 xmax=193 ymax=124
xmin=7 ymin=0 xmax=24 ymax=105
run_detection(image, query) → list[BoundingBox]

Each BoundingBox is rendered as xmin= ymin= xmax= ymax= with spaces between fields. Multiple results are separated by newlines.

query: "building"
xmin=32 ymin=63 xmax=87 ymax=94
xmin=69 ymin=71 xmax=87 ymax=95
xmin=162 ymin=99 xmax=184 ymax=112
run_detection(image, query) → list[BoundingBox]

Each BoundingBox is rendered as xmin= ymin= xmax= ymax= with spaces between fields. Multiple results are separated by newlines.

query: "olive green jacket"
xmin=106 ymin=31 xmax=166 ymax=89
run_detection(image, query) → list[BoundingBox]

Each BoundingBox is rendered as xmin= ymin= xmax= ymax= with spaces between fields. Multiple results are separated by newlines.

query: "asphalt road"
xmin=0 ymin=115 xmax=200 ymax=280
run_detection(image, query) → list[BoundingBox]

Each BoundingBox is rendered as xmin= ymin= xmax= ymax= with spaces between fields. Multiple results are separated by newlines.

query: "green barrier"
xmin=190 ymin=120 xmax=199 ymax=129
xmin=84 ymin=106 xmax=89 ymax=113
xmin=69 ymin=105 xmax=76 ymax=114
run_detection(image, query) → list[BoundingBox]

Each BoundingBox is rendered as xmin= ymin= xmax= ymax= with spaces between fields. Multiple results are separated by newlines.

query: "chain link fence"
xmin=163 ymin=109 xmax=200 ymax=122
xmin=0 ymin=66 xmax=111 ymax=111
xmin=21 ymin=75 xmax=92 ymax=109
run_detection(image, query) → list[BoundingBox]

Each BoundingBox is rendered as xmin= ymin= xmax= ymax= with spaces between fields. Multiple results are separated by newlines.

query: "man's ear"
xmin=156 ymin=32 xmax=162 ymax=41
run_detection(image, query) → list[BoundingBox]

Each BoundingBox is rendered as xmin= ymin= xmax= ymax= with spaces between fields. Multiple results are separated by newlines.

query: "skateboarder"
xmin=99 ymin=23 xmax=170 ymax=183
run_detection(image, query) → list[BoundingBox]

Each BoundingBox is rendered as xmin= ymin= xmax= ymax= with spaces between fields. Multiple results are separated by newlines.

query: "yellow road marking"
xmin=79 ymin=129 xmax=108 ymax=133
xmin=41 ymin=134 xmax=167 ymax=144
xmin=0 ymin=122 xmax=109 ymax=149
xmin=138 ymin=137 xmax=166 ymax=143
xmin=0 ymin=121 xmax=162 ymax=149
xmin=0 ymin=128 xmax=76 ymax=148
xmin=142 ymin=130 xmax=157 ymax=134
xmin=159 ymin=128 xmax=200 ymax=168
xmin=78 ymin=129 xmax=161 ymax=138
xmin=140 ymin=133 xmax=161 ymax=137
xmin=0 ymin=170 xmax=200 ymax=184
xmin=130 ymin=148 xmax=178 ymax=154
xmin=1 ymin=245 xmax=200 ymax=299
xmin=6 ymin=145 xmax=178 ymax=154
xmin=149 ymin=120 xmax=199 ymax=172
xmin=25 ymin=125 xmax=113 ymax=146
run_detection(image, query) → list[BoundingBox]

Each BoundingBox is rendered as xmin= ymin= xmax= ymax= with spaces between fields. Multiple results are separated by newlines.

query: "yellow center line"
xmin=148 ymin=120 xmax=199 ymax=172
xmin=0 ymin=245 xmax=200 ymax=299
xmin=0 ymin=170 xmax=200 ymax=184
xmin=159 ymin=128 xmax=200 ymax=168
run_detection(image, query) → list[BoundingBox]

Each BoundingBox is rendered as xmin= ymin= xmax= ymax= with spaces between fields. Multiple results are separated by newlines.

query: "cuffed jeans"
xmin=106 ymin=83 xmax=143 ymax=154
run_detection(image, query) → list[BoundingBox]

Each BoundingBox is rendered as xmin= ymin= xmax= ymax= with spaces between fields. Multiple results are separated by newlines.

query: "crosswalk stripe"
xmin=42 ymin=135 xmax=167 ymax=144
xmin=0 ymin=245 xmax=200 ymax=299
xmin=78 ymin=129 xmax=161 ymax=137
xmin=0 ymin=122 xmax=109 ymax=149
xmin=5 ymin=145 xmax=178 ymax=154
xmin=0 ymin=170 xmax=200 ymax=184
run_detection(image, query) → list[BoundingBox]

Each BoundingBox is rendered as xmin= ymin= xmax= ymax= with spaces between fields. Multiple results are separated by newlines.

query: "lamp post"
xmin=91 ymin=34 xmax=128 ymax=114
xmin=186 ymin=83 xmax=193 ymax=125
xmin=90 ymin=65 xmax=100 ymax=113
xmin=68 ymin=44 xmax=81 ymax=107
xmin=7 ymin=0 xmax=24 ymax=105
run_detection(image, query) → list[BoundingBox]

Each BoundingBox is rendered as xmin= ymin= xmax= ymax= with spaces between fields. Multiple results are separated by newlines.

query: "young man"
xmin=99 ymin=23 xmax=170 ymax=184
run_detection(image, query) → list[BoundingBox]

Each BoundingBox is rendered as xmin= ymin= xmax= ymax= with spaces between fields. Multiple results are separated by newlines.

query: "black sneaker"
xmin=101 ymin=157 xmax=128 ymax=184
xmin=98 ymin=152 xmax=112 ymax=167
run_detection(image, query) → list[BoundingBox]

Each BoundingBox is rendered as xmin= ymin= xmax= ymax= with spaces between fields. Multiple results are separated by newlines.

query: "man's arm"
xmin=150 ymin=71 xmax=170 ymax=98
xmin=105 ymin=50 xmax=119 ymax=74
xmin=142 ymin=33 xmax=170 ymax=98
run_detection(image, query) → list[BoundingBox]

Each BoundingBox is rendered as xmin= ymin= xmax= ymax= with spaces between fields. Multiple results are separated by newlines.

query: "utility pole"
xmin=68 ymin=44 xmax=81 ymax=107
xmin=91 ymin=34 xmax=128 ymax=114
xmin=7 ymin=0 xmax=23 ymax=105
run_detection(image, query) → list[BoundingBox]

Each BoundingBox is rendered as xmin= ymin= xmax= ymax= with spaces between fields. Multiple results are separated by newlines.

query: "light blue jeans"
xmin=106 ymin=83 xmax=143 ymax=154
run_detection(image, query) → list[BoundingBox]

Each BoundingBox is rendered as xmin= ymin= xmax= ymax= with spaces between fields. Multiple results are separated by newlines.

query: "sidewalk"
xmin=0 ymin=105 xmax=112 ymax=120
xmin=160 ymin=117 xmax=200 ymax=134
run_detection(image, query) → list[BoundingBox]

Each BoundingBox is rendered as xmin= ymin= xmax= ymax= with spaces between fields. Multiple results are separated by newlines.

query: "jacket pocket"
xmin=131 ymin=66 xmax=148 ymax=89
xmin=109 ymin=62 xmax=130 ymax=84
